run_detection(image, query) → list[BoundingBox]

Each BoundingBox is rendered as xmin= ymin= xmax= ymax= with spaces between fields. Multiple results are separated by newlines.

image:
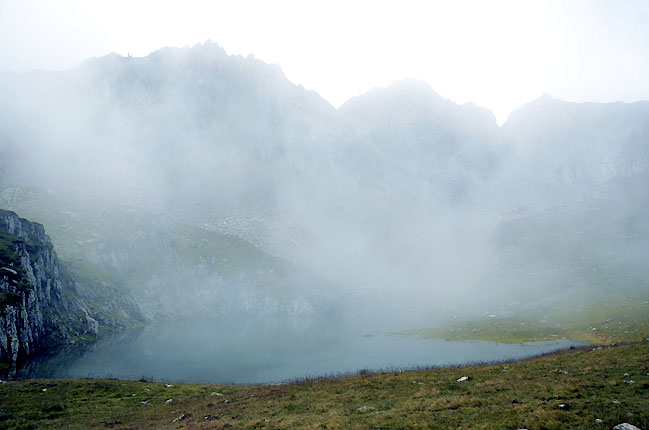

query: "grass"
xmin=399 ymin=294 xmax=649 ymax=346
xmin=0 ymin=342 xmax=647 ymax=429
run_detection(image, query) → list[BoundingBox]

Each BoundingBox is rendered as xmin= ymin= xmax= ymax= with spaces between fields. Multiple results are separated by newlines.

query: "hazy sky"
xmin=1 ymin=0 xmax=648 ymax=123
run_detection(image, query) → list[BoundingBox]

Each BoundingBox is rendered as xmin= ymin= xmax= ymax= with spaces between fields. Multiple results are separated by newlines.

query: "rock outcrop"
xmin=0 ymin=209 xmax=98 ymax=370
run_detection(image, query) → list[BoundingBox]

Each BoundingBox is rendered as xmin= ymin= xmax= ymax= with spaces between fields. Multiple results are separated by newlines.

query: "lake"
xmin=17 ymin=317 xmax=588 ymax=384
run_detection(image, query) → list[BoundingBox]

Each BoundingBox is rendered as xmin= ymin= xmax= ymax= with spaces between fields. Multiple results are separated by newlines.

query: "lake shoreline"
xmin=7 ymin=336 xmax=590 ymax=386
xmin=10 ymin=318 xmax=589 ymax=385
xmin=1 ymin=341 xmax=646 ymax=429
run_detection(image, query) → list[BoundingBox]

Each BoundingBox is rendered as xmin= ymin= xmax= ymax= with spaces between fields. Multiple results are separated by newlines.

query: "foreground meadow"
xmin=1 ymin=341 xmax=648 ymax=429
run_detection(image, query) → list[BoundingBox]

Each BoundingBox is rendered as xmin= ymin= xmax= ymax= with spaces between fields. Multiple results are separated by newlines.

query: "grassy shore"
xmin=398 ymin=294 xmax=649 ymax=346
xmin=1 ymin=294 xmax=648 ymax=429
xmin=0 ymin=343 xmax=647 ymax=429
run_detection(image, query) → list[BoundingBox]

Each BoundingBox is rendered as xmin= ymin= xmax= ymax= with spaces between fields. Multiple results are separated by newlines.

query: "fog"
xmin=1 ymin=43 xmax=649 ymax=332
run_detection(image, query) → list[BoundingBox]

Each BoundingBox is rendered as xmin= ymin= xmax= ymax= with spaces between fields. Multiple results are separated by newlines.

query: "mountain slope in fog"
xmin=1 ymin=42 xmax=648 ymax=321
xmin=0 ymin=187 xmax=338 ymax=322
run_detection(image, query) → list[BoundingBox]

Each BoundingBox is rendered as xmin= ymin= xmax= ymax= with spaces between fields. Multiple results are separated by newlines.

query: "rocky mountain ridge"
xmin=1 ymin=42 xmax=648 ymax=322
xmin=0 ymin=209 xmax=97 ymax=372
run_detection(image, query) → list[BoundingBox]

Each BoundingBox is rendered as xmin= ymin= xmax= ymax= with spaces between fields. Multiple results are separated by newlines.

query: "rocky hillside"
xmin=1 ymin=42 xmax=648 ymax=320
xmin=1 ymin=209 xmax=104 ymax=372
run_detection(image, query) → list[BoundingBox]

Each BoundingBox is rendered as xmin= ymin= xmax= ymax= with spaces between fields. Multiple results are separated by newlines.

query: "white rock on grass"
xmin=357 ymin=406 xmax=376 ymax=412
xmin=457 ymin=376 xmax=471 ymax=382
xmin=613 ymin=424 xmax=641 ymax=430
xmin=171 ymin=413 xmax=189 ymax=423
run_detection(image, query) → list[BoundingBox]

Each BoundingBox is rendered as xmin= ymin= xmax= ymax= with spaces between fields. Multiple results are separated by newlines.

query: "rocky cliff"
xmin=0 ymin=209 xmax=98 ymax=371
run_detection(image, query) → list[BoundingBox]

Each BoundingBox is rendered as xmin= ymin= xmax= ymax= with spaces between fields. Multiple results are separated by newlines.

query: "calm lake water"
xmin=18 ymin=318 xmax=588 ymax=384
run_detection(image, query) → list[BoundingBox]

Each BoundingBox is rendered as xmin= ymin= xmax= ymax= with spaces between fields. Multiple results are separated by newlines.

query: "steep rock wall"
xmin=0 ymin=209 xmax=98 ymax=368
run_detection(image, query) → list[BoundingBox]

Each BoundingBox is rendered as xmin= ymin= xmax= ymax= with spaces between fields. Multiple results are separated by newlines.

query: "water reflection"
xmin=17 ymin=317 xmax=588 ymax=384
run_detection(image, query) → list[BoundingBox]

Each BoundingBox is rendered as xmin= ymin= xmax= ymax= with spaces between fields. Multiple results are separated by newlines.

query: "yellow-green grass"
xmin=399 ymin=294 xmax=649 ymax=346
xmin=0 ymin=342 xmax=647 ymax=429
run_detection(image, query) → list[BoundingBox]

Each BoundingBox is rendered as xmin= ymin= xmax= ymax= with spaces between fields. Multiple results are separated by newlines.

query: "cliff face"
xmin=0 ymin=209 xmax=98 ymax=369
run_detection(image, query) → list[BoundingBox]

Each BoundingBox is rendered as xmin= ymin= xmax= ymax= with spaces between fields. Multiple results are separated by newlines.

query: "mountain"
xmin=502 ymin=95 xmax=649 ymax=186
xmin=338 ymin=79 xmax=500 ymax=206
xmin=0 ymin=42 xmax=648 ymax=323
xmin=0 ymin=188 xmax=340 ymax=322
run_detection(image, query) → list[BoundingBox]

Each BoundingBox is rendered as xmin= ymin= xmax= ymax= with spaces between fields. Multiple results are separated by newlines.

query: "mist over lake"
xmin=0 ymin=0 xmax=647 ymax=396
xmin=1 ymin=42 xmax=648 ymax=383
xmin=1 ymin=4 xmax=649 ymax=429
xmin=16 ymin=316 xmax=587 ymax=384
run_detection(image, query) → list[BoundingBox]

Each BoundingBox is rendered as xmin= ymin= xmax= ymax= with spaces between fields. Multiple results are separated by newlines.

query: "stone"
xmin=613 ymin=424 xmax=641 ymax=430
xmin=0 ymin=210 xmax=98 ymax=367
xmin=171 ymin=413 xmax=190 ymax=423
xmin=357 ymin=406 xmax=376 ymax=412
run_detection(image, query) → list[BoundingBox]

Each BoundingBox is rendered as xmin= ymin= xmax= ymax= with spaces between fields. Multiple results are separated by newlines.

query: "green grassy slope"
xmin=400 ymin=292 xmax=649 ymax=346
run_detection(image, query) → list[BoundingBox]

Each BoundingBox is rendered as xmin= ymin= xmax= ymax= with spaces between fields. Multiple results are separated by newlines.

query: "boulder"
xmin=613 ymin=424 xmax=641 ymax=430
